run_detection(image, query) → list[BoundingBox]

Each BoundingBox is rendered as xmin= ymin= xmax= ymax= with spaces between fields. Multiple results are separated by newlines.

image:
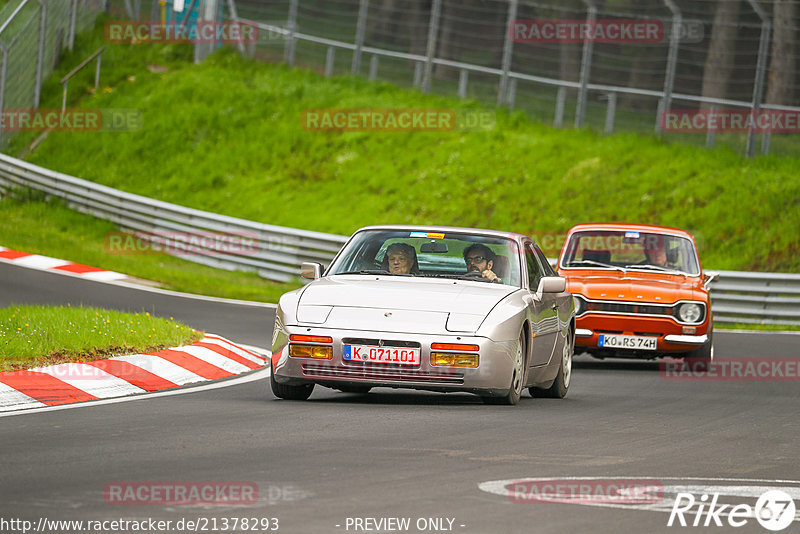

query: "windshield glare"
xmin=561 ymin=230 xmax=700 ymax=275
xmin=327 ymin=230 xmax=522 ymax=287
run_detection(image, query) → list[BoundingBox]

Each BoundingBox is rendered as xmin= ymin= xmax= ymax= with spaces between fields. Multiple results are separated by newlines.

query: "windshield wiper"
xmin=566 ymin=260 xmax=624 ymax=271
xmin=624 ymin=264 xmax=685 ymax=274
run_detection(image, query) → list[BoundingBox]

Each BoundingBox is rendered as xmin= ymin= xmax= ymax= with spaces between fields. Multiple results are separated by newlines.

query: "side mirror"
xmin=537 ymin=276 xmax=566 ymax=294
xmin=301 ymin=262 xmax=324 ymax=280
xmin=703 ymin=271 xmax=720 ymax=288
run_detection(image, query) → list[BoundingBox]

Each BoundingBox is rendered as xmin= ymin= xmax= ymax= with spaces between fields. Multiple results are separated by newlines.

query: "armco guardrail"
xmin=0 ymin=154 xmax=347 ymax=282
xmin=1 ymin=153 xmax=799 ymax=326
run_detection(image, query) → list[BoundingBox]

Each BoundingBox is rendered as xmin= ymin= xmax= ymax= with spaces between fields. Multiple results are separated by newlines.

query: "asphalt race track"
xmin=1 ymin=262 xmax=799 ymax=534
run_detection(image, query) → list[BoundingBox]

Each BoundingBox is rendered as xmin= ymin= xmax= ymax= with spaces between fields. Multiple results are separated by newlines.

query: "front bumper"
xmin=574 ymin=313 xmax=710 ymax=356
xmin=272 ymin=325 xmax=517 ymax=396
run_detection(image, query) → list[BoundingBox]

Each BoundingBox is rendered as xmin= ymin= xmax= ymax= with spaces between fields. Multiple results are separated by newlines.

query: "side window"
xmin=525 ymin=245 xmax=544 ymax=291
xmin=533 ymin=245 xmax=556 ymax=277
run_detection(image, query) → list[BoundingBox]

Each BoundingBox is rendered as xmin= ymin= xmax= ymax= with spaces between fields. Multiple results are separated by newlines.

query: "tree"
xmin=701 ymin=0 xmax=742 ymax=102
xmin=766 ymin=0 xmax=797 ymax=105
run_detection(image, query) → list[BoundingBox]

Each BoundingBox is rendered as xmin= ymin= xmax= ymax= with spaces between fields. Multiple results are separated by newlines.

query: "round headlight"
xmin=573 ymin=296 xmax=585 ymax=315
xmin=678 ymin=303 xmax=702 ymax=323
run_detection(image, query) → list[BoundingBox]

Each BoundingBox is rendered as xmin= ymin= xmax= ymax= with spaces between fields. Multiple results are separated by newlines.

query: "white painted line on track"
xmin=0 ymin=368 xmax=270 ymax=418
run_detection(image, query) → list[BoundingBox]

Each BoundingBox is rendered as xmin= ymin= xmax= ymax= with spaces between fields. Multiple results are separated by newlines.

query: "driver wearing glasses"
xmin=463 ymin=244 xmax=502 ymax=283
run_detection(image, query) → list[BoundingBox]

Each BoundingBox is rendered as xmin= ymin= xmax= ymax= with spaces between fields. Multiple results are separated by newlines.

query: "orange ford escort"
xmin=557 ymin=223 xmax=715 ymax=362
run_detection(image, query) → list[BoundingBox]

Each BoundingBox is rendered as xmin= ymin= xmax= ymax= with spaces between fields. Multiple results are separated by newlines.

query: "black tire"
xmin=531 ymin=328 xmax=573 ymax=399
xmin=270 ymin=365 xmax=314 ymax=400
xmin=336 ymin=385 xmax=372 ymax=394
xmin=682 ymin=328 xmax=714 ymax=372
xmin=482 ymin=331 xmax=525 ymax=405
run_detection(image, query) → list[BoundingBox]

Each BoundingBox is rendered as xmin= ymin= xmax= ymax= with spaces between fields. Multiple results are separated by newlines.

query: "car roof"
xmin=355 ymin=225 xmax=530 ymax=243
xmin=566 ymin=223 xmax=694 ymax=240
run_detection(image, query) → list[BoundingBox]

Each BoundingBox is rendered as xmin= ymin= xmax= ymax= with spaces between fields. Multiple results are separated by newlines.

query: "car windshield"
xmin=327 ymin=229 xmax=522 ymax=287
xmin=560 ymin=230 xmax=700 ymax=275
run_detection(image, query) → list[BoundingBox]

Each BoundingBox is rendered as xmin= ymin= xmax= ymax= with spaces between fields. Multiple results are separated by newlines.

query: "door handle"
xmin=551 ymin=304 xmax=559 ymax=311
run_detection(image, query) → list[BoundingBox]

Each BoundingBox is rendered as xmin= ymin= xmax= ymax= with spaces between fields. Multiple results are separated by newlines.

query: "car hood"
xmin=296 ymin=276 xmax=516 ymax=333
xmin=565 ymin=272 xmax=701 ymax=303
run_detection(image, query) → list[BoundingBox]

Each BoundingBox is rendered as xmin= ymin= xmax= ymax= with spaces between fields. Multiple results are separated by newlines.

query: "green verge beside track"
xmin=0 ymin=304 xmax=202 ymax=371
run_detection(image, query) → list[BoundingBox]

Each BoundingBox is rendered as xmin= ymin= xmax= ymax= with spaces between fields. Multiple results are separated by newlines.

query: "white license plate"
xmin=598 ymin=334 xmax=657 ymax=351
xmin=343 ymin=344 xmax=420 ymax=365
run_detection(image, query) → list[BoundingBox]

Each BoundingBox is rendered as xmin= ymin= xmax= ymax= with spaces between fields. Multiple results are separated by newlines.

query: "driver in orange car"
xmin=463 ymin=244 xmax=501 ymax=283
xmin=643 ymin=235 xmax=676 ymax=268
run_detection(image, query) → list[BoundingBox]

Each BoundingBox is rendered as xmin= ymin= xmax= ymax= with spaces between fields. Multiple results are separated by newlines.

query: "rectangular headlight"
xmin=430 ymin=352 xmax=479 ymax=368
xmin=289 ymin=344 xmax=333 ymax=359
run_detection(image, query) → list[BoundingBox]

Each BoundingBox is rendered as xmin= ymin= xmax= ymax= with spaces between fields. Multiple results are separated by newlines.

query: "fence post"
xmin=368 ymin=54 xmax=378 ymax=80
xmin=554 ymin=86 xmax=566 ymax=127
xmin=69 ymin=0 xmax=78 ymax=52
xmin=458 ymin=69 xmax=468 ymax=98
xmin=604 ymin=91 xmax=616 ymax=133
xmin=421 ymin=0 xmax=442 ymax=93
xmin=706 ymin=105 xmax=717 ymax=147
xmin=226 ymin=0 xmax=246 ymax=55
xmin=0 ymin=47 xmax=7 ymax=148
xmin=325 ymin=46 xmax=335 ymax=77
xmin=413 ymin=61 xmax=423 ymax=87
xmin=34 ymin=0 xmax=47 ymax=109
xmin=195 ymin=0 xmax=220 ymax=63
xmin=762 ymin=129 xmax=771 ymax=154
xmin=123 ymin=0 xmax=134 ymax=18
xmin=497 ymin=0 xmax=518 ymax=106
xmin=658 ymin=0 xmax=681 ymax=133
xmin=284 ymin=0 xmax=299 ymax=66
xmin=575 ymin=0 xmax=596 ymax=128
xmin=351 ymin=0 xmax=369 ymax=75
xmin=745 ymin=0 xmax=770 ymax=159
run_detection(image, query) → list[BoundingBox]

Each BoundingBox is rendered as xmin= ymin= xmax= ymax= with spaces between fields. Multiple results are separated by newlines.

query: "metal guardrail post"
xmin=657 ymin=0 xmax=681 ymax=134
xmin=575 ymin=0 xmax=596 ymax=128
xmin=34 ymin=0 xmax=46 ymax=109
xmin=123 ymin=0 xmax=134 ymax=18
xmin=351 ymin=0 xmax=369 ymax=75
xmin=284 ymin=0 xmax=299 ymax=66
xmin=761 ymin=130 xmax=771 ymax=154
xmin=497 ymin=0 xmax=518 ymax=106
xmin=745 ymin=0 xmax=770 ymax=159
xmin=421 ymin=0 xmax=442 ymax=94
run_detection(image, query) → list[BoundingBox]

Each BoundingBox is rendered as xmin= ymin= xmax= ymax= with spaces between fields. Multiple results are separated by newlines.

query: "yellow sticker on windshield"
xmin=427 ymin=233 xmax=445 ymax=239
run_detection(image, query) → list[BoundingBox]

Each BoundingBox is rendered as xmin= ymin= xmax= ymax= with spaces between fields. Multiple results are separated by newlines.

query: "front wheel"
xmin=270 ymin=365 xmax=314 ymax=400
xmin=532 ymin=328 xmax=573 ymax=399
xmin=483 ymin=331 xmax=525 ymax=405
xmin=682 ymin=328 xmax=714 ymax=372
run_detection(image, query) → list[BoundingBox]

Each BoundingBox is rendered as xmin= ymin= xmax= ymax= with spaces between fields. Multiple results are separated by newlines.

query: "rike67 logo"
xmin=669 ymin=489 xmax=796 ymax=531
